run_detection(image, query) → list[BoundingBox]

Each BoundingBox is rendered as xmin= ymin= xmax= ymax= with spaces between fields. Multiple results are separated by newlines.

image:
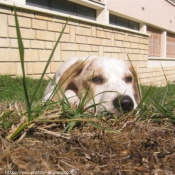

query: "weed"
xmin=1 ymin=6 xmax=70 ymax=139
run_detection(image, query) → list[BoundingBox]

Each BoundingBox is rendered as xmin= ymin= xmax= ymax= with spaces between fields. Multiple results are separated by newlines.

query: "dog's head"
xmin=51 ymin=57 xmax=140 ymax=116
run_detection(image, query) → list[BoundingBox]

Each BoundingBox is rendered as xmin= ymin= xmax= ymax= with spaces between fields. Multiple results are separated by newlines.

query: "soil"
xmin=0 ymin=102 xmax=175 ymax=175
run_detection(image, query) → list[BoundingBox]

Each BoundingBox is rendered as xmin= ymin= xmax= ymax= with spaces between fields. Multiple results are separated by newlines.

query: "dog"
xmin=43 ymin=56 xmax=140 ymax=116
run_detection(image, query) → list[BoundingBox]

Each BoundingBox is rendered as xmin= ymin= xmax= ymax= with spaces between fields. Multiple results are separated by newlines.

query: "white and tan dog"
xmin=43 ymin=56 xmax=140 ymax=116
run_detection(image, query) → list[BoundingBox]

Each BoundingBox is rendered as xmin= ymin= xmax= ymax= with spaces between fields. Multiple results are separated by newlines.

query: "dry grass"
xmin=0 ymin=102 xmax=175 ymax=174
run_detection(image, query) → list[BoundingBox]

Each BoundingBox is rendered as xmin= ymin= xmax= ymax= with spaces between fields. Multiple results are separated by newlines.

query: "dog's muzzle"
xmin=113 ymin=95 xmax=134 ymax=114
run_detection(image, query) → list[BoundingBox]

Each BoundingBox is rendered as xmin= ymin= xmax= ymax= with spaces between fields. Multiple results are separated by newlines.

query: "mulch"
xmin=0 ymin=102 xmax=175 ymax=175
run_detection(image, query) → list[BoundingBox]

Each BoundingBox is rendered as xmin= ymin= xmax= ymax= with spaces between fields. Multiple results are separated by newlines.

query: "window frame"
xmin=147 ymin=26 xmax=162 ymax=57
xmin=26 ymin=0 xmax=96 ymax=20
xmin=166 ymin=32 xmax=175 ymax=58
xmin=109 ymin=14 xmax=139 ymax=31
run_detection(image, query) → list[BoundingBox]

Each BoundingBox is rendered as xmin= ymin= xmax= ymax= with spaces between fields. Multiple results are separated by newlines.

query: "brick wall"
xmin=0 ymin=4 xmax=175 ymax=85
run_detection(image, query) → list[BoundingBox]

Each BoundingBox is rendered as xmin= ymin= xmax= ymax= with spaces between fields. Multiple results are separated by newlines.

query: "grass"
xmin=1 ymin=75 xmax=174 ymax=105
xmin=138 ymin=84 xmax=175 ymax=123
xmin=1 ymin=74 xmax=175 ymax=121
xmin=0 ymin=6 xmax=175 ymax=140
xmin=0 ymin=75 xmax=48 ymax=102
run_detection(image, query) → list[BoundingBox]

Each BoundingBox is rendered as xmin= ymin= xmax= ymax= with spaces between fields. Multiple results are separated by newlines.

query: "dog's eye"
xmin=124 ymin=76 xmax=132 ymax=83
xmin=91 ymin=76 xmax=103 ymax=84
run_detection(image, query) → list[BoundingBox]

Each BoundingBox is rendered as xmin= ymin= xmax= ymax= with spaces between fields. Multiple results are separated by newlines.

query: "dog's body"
xmin=44 ymin=56 xmax=140 ymax=116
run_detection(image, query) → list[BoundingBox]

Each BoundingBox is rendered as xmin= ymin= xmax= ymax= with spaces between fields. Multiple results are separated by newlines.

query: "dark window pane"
xmin=129 ymin=21 xmax=139 ymax=30
xmin=76 ymin=4 xmax=96 ymax=20
xmin=109 ymin=14 xmax=139 ymax=31
xmin=26 ymin=0 xmax=96 ymax=21
xmin=50 ymin=0 xmax=75 ymax=15
xmin=26 ymin=0 xmax=49 ymax=9
xmin=117 ymin=16 xmax=128 ymax=28
xmin=109 ymin=14 xmax=116 ymax=25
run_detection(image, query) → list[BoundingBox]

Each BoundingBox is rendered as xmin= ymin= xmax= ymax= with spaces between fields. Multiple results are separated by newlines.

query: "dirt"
xmin=0 ymin=103 xmax=175 ymax=175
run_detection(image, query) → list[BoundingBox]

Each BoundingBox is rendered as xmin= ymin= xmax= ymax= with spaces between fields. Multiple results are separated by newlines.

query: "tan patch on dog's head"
xmin=51 ymin=58 xmax=97 ymax=102
xmin=51 ymin=59 xmax=86 ymax=101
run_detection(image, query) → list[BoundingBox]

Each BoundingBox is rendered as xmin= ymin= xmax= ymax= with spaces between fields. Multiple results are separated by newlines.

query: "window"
xmin=26 ymin=0 xmax=96 ymax=20
xmin=147 ymin=26 xmax=161 ymax=57
xmin=76 ymin=4 xmax=96 ymax=20
xmin=50 ymin=0 xmax=75 ymax=15
xmin=117 ymin=16 xmax=128 ymax=28
xmin=26 ymin=0 xmax=49 ymax=9
xmin=167 ymin=33 xmax=175 ymax=58
xmin=109 ymin=14 xmax=139 ymax=31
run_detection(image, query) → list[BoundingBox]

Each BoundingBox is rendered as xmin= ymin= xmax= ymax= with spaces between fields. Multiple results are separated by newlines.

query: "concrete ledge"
xmin=148 ymin=57 xmax=175 ymax=67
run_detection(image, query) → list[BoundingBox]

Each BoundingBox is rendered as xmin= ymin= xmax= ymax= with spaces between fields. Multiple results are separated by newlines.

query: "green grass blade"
xmin=160 ymin=63 xmax=171 ymax=105
xmin=14 ymin=7 xmax=31 ymax=118
xmin=90 ymin=122 xmax=119 ymax=133
xmin=67 ymin=121 xmax=76 ymax=133
xmin=0 ymin=111 xmax=14 ymax=121
xmin=52 ymin=78 xmax=71 ymax=108
xmin=9 ymin=122 xmax=29 ymax=140
xmin=161 ymin=85 xmax=168 ymax=106
xmin=30 ymin=17 xmax=70 ymax=105
xmin=160 ymin=63 xmax=170 ymax=88
xmin=64 ymin=113 xmax=81 ymax=133
xmin=133 ymin=86 xmax=153 ymax=115
xmin=89 ymin=121 xmax=104 ymax=129
xmin=80 ymin=101 xmax=107 ymax=114
xmin=79 ymin=90 xmax=121 ymax=114
xmin=150 ymin=97 xmax=173 ymax=117
xmin=125 ymin=51 xmax=142 ymax=100
xmin=0 ymin=110 xmax=18 ymax=129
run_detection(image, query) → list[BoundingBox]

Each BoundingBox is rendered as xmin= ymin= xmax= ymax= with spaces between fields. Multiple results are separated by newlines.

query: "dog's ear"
xmin=129 ymin=66 xmax=141 ymax=104
xmin=51 ymin=59 xmax=86 ymax=101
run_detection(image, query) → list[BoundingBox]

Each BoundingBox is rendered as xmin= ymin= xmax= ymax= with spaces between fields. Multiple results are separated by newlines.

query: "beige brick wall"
xmin=0 ymin=4 xmax=174 ymax=85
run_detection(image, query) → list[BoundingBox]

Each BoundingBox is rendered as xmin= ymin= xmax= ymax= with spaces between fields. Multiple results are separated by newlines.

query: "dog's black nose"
xmin=113 ymin=95 xmax=134 ymax=114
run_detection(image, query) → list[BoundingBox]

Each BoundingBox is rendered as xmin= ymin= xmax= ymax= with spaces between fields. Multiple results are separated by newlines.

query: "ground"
xmin=0 ymin=102 xmax=175 ymax=175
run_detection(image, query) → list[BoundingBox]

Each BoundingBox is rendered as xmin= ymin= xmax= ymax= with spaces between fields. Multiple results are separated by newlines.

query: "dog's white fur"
xmin=43 ymin=56 xmax=140 ymax=116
